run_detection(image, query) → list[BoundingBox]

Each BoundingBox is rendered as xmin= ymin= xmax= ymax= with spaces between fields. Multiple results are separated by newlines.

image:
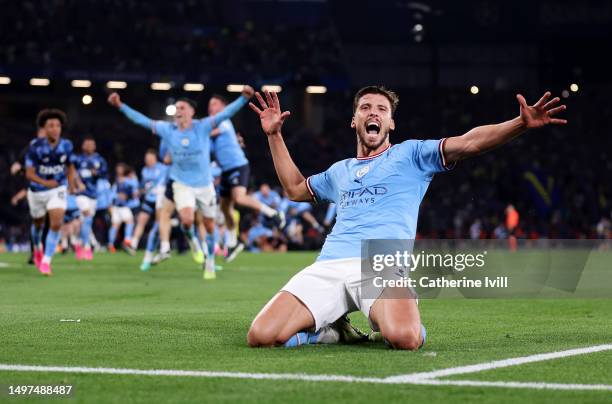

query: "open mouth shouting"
xmin=366 ymin=120 xmax=381 ymax=135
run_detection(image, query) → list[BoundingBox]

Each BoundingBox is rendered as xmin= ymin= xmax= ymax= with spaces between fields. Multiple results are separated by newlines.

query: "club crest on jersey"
xmin=355 ymin=166 xmax=370 ymax=178
xmin=60 ymin=155 xmax=67 ymax=163
xmin=181 ymin=138 xmax=190 ymax=147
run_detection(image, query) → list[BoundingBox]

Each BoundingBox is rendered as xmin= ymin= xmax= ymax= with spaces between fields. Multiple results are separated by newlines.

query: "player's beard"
xmin=356 ymin=129 xmax=389 ymax=152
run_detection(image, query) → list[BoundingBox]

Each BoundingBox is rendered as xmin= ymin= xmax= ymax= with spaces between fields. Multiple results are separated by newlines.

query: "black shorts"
xmin=220 ymin=164 xmax=250 ymax=197
xmin=139 ymin=199 xmax=156 ymax=215
xmin=64 ymin=208 xmax=80 ymax=224
xmin=164 ymin=179 xmax=175 ymax=202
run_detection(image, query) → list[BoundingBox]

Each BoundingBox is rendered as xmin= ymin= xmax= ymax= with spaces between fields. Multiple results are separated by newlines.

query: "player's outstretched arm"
xmin=107 ymin=92 xmax=155 ymax=132
xmin=249 ymin=91 xmax=311 ymax=202
xmin=444 ymin=91 xmax=567 ymax=164
xmin=208 ymin=85 xmax=255 ymax=128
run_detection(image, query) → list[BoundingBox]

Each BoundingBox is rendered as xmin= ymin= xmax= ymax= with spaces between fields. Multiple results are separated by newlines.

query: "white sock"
xmin=132 ymin=237 xmax=140 ymax=249
xmin=161 ymin=241 xmax=170 ymax=254
xmin=227 ymin=228 xmax=238 ymax=248
xmin=143 ymin=250 xmax=154 ymax=263
xmin=42 ymin=255 xmax=52 ymax=265
xmin=260 ymin=204 xmax=276 ymax=218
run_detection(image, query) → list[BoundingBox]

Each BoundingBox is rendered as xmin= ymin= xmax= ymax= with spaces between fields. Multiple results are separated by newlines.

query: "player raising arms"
xmin=247 ymin=87 xmax=566 ymax=349
xmin=25 ymin=109 xmax=79 ymax=276
xmin=108 ymin=86 xmax=254 ymax=279
xmin=73 ymin=136 xmax=108 ymax=260
xmin=208 ymin=94 xmax=285 ymax=262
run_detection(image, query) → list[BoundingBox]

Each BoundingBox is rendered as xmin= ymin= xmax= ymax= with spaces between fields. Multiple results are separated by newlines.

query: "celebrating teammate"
xmin=209 ymin=94 xmax=285 ymax=262
xmin=131 ymin=149 xmax=168 ymax=250
xmin=25 ymin=109 xmax=78 ymax=275
xmin=73 ymin=136 xmax=108 ymax=260
xmin=246 ymin=87 xmax=567 ymax=349
xmin=108 ymin=86 xmax=254 ymax=279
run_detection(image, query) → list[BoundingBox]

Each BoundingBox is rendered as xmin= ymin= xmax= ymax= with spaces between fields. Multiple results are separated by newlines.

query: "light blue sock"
xmin=31 ymin=224 xmax=43 ymax=249
xmin=145 ymin=222 xmax=159 ymax=253
xmin=108 ymin=227 xmax=118 ymax=245
xmin=43 ymin=230 xmax=60 ymax=260
xmin=206 ymin=232 xmax=216 ymax=258
xmin=80 ymin=216 xmax=93 ymax=247
xmin=284 ymin=331 xmax=320 ymax=348
xmin=125 ymin=223 xmax=134 ymax=241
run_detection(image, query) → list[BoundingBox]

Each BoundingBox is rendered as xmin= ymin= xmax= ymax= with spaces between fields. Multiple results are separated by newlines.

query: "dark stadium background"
xmin=1 ymin=0 xmax=611 ymax=247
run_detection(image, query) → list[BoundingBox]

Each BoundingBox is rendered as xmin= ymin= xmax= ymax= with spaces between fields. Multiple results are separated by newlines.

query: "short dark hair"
xmin=177 ymin=97 xmax=197 ymax=110
xmin=82 ymin=135 xmax=95 ymax=142
xmin=352 ymin=86 xmax=399 ymax=115
xmin=36 ymin=108 xmax=67 ymax=128
xmin=145 ymin=148 xmax=157 ymax=155
xmin=210 ymin=94 xmax=228 ymax=105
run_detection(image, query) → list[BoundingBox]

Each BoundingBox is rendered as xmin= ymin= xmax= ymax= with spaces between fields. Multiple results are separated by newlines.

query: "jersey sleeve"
xmin=66 ymin=140 xmax=77 ymax=165
xmin=24 ymin=142 xmax=37 ymax=168
xmin=306 ymin=164 xmax=337 ymax=204
xmin=398 ymin=139 xmax=455 ymax=177
xmin=98 ymin=157 xmax=108 ymax=179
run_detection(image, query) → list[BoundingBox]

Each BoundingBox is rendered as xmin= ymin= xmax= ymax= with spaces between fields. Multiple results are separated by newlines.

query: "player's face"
xmin=174 ymin=101 xmax=195 ymax=125
xmin=82 ymin=139 xmax=96 ymax=154
xmin=208 ymin=98 xmax=225 ymax=116
xmin=43 ymin=118 xmax=62 ymax=142
xmin=351 ymin=93 xmax=395 ymax=150
xmin=144 ymin=152 xmax=156 ymax=166
xmin=116 ymin=166 xmax=125 ymax=177
xmin=260 ymin=184 xmax=270 ymax=197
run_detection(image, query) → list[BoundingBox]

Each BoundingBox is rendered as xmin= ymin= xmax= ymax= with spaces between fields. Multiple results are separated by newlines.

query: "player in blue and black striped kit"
xmin=25 ymin=109 xmax=78 ymax=275
xmin=73 ymin=136 xmax=108 ymax=260
xmin=108 ymin=163 xmax=138 ymax=253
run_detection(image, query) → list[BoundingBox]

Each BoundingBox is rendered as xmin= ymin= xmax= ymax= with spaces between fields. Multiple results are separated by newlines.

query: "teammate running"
xmin=108 ymin=86 xmax=254 ymax=279
xmin=25 ymin=109 xmax=78 ymax=275
xmin=209 ymin=94 xmax=285 ymax=262
xmin=246 ymin=87 xmax=566 ymax=349
xmin=131 ymin=149 xmax=167 ymax=250
xmin=108 ymin=163 xmax=137 ymax=253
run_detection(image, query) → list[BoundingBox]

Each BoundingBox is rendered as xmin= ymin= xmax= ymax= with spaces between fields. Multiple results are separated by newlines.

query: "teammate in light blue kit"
xmin=108 ymin=87 xmax=254 ymax=279
xmin=140 ymin=143 xmax=171 ymax=271
xmin=209 ymin=95 xmax=285 ymax=262
xmin=246 ymin=87 xmax=567 ymax=349
xmin=25 ymin=109 xmax=78 ymax=275
xmin=73 ymin=136 xmax=107 ymax=260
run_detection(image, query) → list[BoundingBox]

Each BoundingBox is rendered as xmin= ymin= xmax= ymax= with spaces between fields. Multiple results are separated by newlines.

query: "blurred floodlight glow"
xmin=570 ymin=83 xmax=579 ymax=92
xmin=183 ymin=83 xmax=204 ymax=91
xmin=82 ymin=95 xmax=93 ymax=105
xmin=562 ymin=90 xmax=570 ymax=98
xmin=71 ymin=79 xmax=91 ymax=88
xmin=414 ymin=24 xmax=424 ymax=32
xmin=470 ymin=85 xmax=479 ymax=95
xmin=106 ymin=81 xmax=127 ymax=89
xmin=151 ymin=82 xmax=172 ymax=91
xmin=30 ymin=78 xmax=50 ymax=86
xmin=0 ymin=76 xmax=11 ymax=84
xmin=262 ymin=85 xmax=282 ymax=93
xmin=306 ymin=85 xmax=327 ymax=94
xmin=165 ymin=104 xmax=176 ymax=116
xmin=226 ymin=84 xmax=245 ymax=92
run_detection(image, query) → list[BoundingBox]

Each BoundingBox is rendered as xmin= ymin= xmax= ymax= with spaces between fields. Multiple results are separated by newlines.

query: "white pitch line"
xmin=0 ymin=364 xmax=381 ymax=384
xmin=385 ymin=343 xmax=612 ymax=382
xmin=414 ymin=379 xmax=612 ymax=391
xmin=1 ymin=344 xmax=612 ymax=392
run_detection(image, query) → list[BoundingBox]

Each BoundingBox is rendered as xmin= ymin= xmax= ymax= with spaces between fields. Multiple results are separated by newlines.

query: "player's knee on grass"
xmin=381 ymin=324 xmax=422 ymax=351
xmin=247 ymin=323 xmax=282 ymax=347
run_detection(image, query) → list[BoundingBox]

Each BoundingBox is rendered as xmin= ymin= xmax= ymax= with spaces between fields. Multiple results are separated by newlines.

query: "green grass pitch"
xmin=1 ymin=251 xmax=611 ymax=403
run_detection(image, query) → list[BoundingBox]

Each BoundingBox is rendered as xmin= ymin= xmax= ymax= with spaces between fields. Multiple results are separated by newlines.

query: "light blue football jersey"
xmin=306 ymin=139 xmax=453 ymax=261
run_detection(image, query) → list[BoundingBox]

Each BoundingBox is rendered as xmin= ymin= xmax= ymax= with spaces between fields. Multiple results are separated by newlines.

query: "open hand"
xmin=516 ymin=92 xmax=567 ymax=129
xmin=248 ymin=91 xmax=291 ymax=136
